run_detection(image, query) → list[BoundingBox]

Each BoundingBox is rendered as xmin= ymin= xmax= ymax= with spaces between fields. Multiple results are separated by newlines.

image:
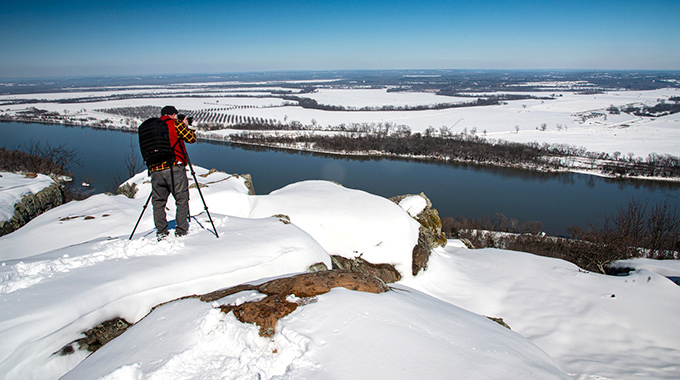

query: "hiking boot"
xmin=157 ymin=230 xmax=169 ymax=241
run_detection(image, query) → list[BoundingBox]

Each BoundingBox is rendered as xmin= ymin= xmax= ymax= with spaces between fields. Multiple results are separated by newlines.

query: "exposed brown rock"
xmin=198 ymin=168 xmax=220 ymax=177
xmin=487 ymin=316 xmax=511 ymax=330
xmin=239 ymin=173 xmax=256 ymax=195
xmin=331 ymin=255 xmax=401 ymax=283
xmin=56 ymin=317 xmax=132 ymax=356
xmin=258 ymin=270 xmax=389 ymax=297
xmin=200 ymin=284 xmax=260 ymax=303
xmin=195 ymin=170 xmax=255 ymax=195
xmin=412 ymin=227 xmax=432 ymax=276
xmin=308 ymin=262 xmax=329 ymax=272
xmin=390 ymin=193 xmax=447 ymax=275
xmin=220 ymin=295 xmax=298 ymax=337
xmin=79 ymin=318 xmax=131 ymax=353
xmin=62 ymin=270 xmax=389 ymax=353
xmin=272 ymin=214 xmax=291 ymax=224
xmin=203 ymin=271 xmax=390 ymax=336
xmin=418 ymin=206 xmax=448 ymax=248
xmin=459 ymin=237 xmax=475 ymax=249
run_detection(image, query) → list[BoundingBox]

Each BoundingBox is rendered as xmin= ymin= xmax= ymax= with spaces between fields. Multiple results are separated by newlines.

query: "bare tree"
xmin=21 ymin=140 xmax=81 ymax=176
xmin=645 ymin=199 xmax=680 ymax=258
xmin=122 ymin=137 xmax=143 ymax=178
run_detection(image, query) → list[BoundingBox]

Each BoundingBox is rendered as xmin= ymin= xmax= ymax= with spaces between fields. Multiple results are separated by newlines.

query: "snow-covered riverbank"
xmin=2 ymin=85 xmax=680 ymax=182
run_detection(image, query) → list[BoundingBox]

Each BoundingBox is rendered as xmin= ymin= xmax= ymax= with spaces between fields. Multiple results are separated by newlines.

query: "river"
xmin=2 ymin=121 xmax=679 ymax=237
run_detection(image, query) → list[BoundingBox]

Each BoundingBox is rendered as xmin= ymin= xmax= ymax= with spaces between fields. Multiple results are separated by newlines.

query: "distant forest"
xmin=228 ymin=130 xmax=680 ymax=179
xmin=2 ymin=70 xmax=679 ymax=95
xmin=281 ymin=93 xmax=554 ymax=112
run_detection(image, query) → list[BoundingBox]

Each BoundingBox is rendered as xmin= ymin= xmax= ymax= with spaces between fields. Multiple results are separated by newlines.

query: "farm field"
xmin=1 ymin=77 xmax=679 ymax=160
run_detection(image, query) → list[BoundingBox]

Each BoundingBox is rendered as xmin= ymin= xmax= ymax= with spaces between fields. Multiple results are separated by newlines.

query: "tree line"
xmin=607 ymin=98 xmax=680 ymax=117
xmin=230 ymin=130 xmax=550 ymax=167
xmin=280 ymin=95 xmax=514 ymax=112
xmin=228 ymin=127 xmax=680 ymax=179
xmin=442 ymin=197 xmax=679 ymax=274
xmin=6 ymin=105 xmax=680 ymax=179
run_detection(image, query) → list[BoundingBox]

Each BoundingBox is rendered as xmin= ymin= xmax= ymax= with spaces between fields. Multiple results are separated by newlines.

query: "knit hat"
xmin=161 ymin=105 xmax=178 ymax=115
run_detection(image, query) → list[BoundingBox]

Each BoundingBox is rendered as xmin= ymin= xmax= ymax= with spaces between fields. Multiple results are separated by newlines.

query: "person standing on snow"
xmin=149 ymin=105 xmax=197 ymax=240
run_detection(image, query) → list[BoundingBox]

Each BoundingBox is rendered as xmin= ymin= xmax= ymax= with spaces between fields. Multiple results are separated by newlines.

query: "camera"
xmin=177 ymin=114 xmax=194 ymax=126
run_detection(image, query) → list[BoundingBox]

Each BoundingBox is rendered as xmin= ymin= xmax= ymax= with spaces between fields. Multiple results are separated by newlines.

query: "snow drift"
xmin=1 ymin=166 xmax=679 ymax=379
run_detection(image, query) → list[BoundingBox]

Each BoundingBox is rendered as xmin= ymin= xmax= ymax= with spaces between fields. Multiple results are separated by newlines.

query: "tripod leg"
xmin=188 ymin=163 xmax=219 ymax=238
xmin=130 ymin=192 xmax=153 ymax=240
xmin=178 ymin=137 xmax=219 ymax=238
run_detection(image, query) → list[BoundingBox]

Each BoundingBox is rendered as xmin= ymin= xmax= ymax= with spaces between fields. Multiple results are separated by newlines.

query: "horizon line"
xmin=3 ymin=68 xmax=680 ymax=82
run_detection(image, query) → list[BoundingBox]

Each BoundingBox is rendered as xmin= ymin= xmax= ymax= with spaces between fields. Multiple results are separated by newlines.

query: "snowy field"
xmin=1 ymin=84 xmax=679 ymax=159
xmin=1 ymin=169 xmax=679 ymax=380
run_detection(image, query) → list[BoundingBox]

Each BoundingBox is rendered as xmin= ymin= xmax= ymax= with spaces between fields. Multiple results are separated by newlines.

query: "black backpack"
xmin=138 ymin=118 xmax=176 ymax=168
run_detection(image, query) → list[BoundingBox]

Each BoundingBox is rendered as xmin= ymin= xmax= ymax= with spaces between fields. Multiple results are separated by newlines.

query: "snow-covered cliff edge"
xmin=1 ymin=167 xmax=678 ymax=380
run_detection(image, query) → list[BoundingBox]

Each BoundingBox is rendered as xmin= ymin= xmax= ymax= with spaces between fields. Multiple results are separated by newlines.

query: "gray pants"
xmin=151 ymin=165 xmax=189 ymax=235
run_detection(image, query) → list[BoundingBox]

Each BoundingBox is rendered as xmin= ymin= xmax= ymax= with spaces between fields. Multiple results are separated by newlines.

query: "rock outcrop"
xmin=487 ymin=316 xmax=511 ymax=330
xmin=205 ymin=270 xmax=389 ymax=337
xmin=390 ymin=193 xmax=447 ymax=275
xmin=82 ymin=318 xmax=131 ymax=353
xmin=197 ymin=169 xmax=256 ymax=195
xmin=330 ymin=255 xmax=402 ymax=283
xmin=239 ymin=173 xmax=256 ymax=195
xmin=59 ymin=270 xmax=390 ymax=356
xmin=0 ymin=180 xmax=64 ymax=237
xmin=56 ymin=317 xmax=132 ymax=355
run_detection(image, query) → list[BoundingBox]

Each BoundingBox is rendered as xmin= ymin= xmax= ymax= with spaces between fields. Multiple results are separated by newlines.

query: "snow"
xmin=2 ymin=86 xmax=679 ymax=159
xmin=304 ymin=88 xmax=473 ymax=108
xmin=400 ymin=247 xmax=680 ymax=380
xmin=398 ymin=195 xmax=428 ymax=217
xmin=248 ymin=181 xmax=421 ymax=277
xmin=611 ymin=257 xmax=680 ymax=278
xmin=0 ymin=166 xmax=679 ymax=380
xmin=63 ymin=288 xmax=567 ymax=380
xmin=0 ymin=172 xmax=55 ymax=222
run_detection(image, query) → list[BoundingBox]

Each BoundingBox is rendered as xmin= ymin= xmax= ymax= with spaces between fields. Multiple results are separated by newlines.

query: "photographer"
xmin=149 ymin=105 xmax=196 ymax=239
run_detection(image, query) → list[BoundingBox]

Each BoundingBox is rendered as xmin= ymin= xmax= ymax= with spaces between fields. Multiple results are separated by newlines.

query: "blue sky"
xmin=2 ymin=0 xmax=679 ymax=78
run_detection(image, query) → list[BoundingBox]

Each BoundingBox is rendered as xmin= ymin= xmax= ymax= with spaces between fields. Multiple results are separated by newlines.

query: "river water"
xmin=2 ymin=121 xmax=679 ymax=236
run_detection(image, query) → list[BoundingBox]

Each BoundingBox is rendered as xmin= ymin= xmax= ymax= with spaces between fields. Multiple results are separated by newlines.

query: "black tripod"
xmin=129 ymin=146 xmax=219 ymax=240
xmin=182 ymin=143 xmax=219 ymax=238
